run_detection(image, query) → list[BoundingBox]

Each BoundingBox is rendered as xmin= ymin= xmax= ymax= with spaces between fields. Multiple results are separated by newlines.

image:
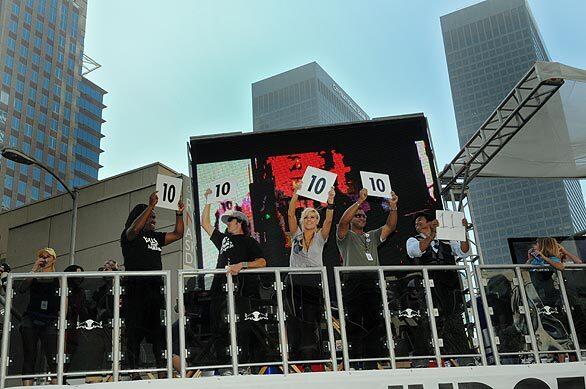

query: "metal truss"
xmin=82 ymin=54 xmax=102 ymax=76
xmin=439 ymin=64 xmax=565 ymax=211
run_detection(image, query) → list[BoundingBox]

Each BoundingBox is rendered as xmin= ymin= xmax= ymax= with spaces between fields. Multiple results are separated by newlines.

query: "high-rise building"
xmin=252 ymin=61 xmax=369 ymax=132
xmin=441 ymin=0 xmax=586 ymax=263
xmin=0 ymin=0 xmax=106 ymax=210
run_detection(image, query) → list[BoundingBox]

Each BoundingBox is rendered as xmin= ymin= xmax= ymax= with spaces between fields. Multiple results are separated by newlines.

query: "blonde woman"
xmin=286 ymin=181 xmax=334 ymax=361
xmin=527 ymin=237 xmax=565 ymax=270
xmin=21 ymin=248 xmax=59 ymax=386
xmin=288 ymin=181 xmax=335 ymax=268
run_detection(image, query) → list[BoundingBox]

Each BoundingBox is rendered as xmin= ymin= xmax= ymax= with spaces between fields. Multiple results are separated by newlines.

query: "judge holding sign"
xmin=286 ymin=180 xmax=335 ymax=360
xmin=288 ymin=180 xmax=335 ymax=268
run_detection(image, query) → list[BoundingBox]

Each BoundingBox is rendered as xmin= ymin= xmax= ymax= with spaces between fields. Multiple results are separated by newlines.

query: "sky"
xmin=83 ymin=0 xmax=586 ymax=181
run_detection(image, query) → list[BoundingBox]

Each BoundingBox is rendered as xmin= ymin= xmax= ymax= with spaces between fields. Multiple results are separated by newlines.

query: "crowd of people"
xmin=0 ymin=185 xmax=583 ymax=383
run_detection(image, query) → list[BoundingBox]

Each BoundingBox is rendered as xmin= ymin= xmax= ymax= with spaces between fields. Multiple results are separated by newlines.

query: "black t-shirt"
xmin=210 ymin=229 xmax=264 ymax=297
xmin=121 ymin=230 xmax=167 ymax=271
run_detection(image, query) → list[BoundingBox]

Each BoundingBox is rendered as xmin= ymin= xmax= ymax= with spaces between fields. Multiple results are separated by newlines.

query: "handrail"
xmin=1 ymin=264 xmax=585 ymax=387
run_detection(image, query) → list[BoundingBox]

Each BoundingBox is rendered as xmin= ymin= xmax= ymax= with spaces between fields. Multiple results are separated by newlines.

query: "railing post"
xmin=320 ymin=267 xmax=337 ymax=371
xmin=334 ymin=268 xmax=350 ymax=371
xmin=514 ymin=267 xmax=540 ymax=363
xmin=274 ymin=270 xmax=289 ymax=375
xmin=56 ymin=275 xmax=68 ymax=384
xmin=475 ymin=266 xmax=500 ymax=365
xmin=422 ymin=268 xmax=442 ymax=367
xmin=556 ymin=269 xmax=582 ymax=361
xmin=226 ymin=274 xmax=239 ymax=375
xmin=0 ymin=275 xmax=14 ymax=389
xmin=112 ymin=274 xmax=121 ymax=381
xmin=177 ymin=272 xmax=187 ymax=377
xmin=465 ymin=267 xmax=487 ymax=365
xmin=164 ymin=272 xmax=173 ymax=378
xmin=377 ymin=269 xmax=396 ymax=368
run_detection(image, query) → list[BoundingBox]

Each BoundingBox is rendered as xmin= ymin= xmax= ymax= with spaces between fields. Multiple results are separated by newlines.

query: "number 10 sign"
xmin=297 ymin=166 xmax=337 ymax=203
xmin=156 ymin=174 xmax=183 ymax=211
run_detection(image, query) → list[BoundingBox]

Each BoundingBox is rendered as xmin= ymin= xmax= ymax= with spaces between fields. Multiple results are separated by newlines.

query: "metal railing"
xmin=1 ymin=264 xmax=585 ymax=387
xmin=176 ymin=267 xmax=336 ymax=376
xmin=476 ymin=264 xmax=586 ymax=365
xmin=334 ymin=265 xmax=486 ymax=370
xmin=0 ymin=271 xmax=173 ymax=388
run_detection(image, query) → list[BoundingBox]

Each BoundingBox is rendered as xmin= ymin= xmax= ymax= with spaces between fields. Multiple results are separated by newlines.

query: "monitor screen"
xmin=189 ymin=115 xmax=442 ymax=269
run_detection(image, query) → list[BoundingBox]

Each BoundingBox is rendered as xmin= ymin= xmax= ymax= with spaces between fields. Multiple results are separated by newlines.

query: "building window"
xmin=2 ymin=195 xmax=11 ymax=209
xmin=4 ymin=175 xmax=14 ymax=190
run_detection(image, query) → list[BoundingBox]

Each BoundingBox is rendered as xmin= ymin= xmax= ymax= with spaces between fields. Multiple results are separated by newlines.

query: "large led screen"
xmin=190 ymin=115 xmax=441 ymax=270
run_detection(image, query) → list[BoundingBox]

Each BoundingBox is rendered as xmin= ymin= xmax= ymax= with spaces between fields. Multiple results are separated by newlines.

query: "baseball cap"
xmin=220 ymin=210 xmax=249 ymax=226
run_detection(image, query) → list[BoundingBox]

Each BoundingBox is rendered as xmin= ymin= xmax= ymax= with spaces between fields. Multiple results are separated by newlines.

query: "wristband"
xmin=327 ymin=203 xmax=335 ymax=210
xmin=241 ymin=262 xmax=249 ymax=269
xmin=176 ymin=212 xmax=183 ymax=216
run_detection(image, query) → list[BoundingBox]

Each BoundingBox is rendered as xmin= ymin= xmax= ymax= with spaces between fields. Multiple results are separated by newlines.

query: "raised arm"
xmin=321 ymin=187 xmax=336 ymax=240
xmin=200 ymin=189 xmax=214 ymax=237
xmin=380 ymin=191 xmax=398 ymax=241
xmin=337 ymin=188 xmax=368 ymax=240
xmin=165 ymin=199 xmax=185 ymax=245
xmin=126 ymin=192 xmax=158 ymax=241
xmin=288 ymin=181 xmax=302 ymax=234
xmin=559 ymin=245 xmax=582 ymax=264
xmin=459 ymin=218 xmax=470 ymax=254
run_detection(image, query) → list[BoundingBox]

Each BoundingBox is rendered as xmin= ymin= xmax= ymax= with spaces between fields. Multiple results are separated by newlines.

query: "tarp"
xmin=479 ymin=62 xmax=586 ymax=178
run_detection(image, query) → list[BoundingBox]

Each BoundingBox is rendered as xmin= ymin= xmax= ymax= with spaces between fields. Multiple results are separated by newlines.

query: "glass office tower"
xmin=441 ymin=0 xmax=586 ymax=263
xmin=0 ymin=0 xmax=106 ymax=210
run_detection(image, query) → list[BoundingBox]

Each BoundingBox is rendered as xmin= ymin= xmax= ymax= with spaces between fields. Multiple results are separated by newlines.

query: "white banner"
xmin=436 ymin=210 xmax=466 ymax=241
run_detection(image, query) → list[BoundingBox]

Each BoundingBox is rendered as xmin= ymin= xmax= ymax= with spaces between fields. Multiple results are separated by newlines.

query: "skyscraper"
xmin=441 ymin=0 xmax=586 ymax=263
xmin=252 ymin=61 xmax=369 ymax=132
xmin=0 ymin=0 xmax=106 ymax=210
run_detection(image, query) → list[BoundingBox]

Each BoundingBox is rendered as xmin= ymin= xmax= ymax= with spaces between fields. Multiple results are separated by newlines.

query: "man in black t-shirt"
xmin=120 ymin=191 xmax=184 ymax=377
xmin=201 ymin=188 xmax=267 ymax=363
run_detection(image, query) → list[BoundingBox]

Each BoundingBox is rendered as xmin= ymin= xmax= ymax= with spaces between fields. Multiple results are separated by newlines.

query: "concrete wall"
xmin=0 ymin=163 xmax=186 ymax=274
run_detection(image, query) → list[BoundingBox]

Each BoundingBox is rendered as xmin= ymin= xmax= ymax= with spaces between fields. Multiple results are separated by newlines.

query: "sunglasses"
xmin=354 ymin=214 xmax=366 ymax=219
xmin=39 ymin=255 xmax=52 ymax=259
xmin=227 ymin=217 xmax=240 ymax=223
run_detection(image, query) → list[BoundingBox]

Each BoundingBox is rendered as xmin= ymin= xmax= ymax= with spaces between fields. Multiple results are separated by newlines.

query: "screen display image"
xmin=191 ymin=115 xmax=442 ymax=270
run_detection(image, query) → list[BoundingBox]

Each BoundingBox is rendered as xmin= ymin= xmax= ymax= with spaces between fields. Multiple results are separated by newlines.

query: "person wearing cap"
xmin=201 ymin=188 xmax=267 ymax=282
xmin=336 ymin=187 xmax=398 ymax=364
xmin=201 ymin=188 xmax=267 ymax=363
xmin=20 ymin=248 xmax=60 ymax=385
xmin=406 ymin=211 xmax=470 ymax=265
xmin=120 ymin=191 xmax=184 ymax=378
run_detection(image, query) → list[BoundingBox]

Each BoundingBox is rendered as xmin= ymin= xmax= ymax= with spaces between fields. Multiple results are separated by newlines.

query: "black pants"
xmin=20 ymin=317 xmax=58 ymax=375
xmin=123 ymin=281 xmax=165 ymax=369
xmin=342 ymin=275 xmax=384 ymax=359
xmin=285 ymin=279 xmax=324 ymax=360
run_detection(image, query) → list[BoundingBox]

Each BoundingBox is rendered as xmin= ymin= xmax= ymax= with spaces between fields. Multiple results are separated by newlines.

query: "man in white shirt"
xmin=406 ymin=212 xmax=470 ymax=265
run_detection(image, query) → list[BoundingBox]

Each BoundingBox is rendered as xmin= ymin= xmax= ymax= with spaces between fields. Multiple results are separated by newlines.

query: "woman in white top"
xmin=286 ymin=180 xmax=335 ymax=361
xmin=288 ymin=180 xmax=335 ymax=268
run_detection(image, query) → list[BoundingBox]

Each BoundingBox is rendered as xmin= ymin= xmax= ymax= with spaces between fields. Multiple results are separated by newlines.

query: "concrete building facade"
xmin=441 ymin=0 xmax=586 ymax=263
xmin=0 ymin=163 xmax=187 ymax=274
xmin=252 ymin=61 xmax=369 ymax=131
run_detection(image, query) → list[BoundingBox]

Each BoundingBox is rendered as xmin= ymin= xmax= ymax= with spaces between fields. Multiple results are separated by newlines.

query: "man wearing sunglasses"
xmin=336 ymin=188 xmax=398 ymax=266
xmin=336 ymin=187 xmax=398 ymax=365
